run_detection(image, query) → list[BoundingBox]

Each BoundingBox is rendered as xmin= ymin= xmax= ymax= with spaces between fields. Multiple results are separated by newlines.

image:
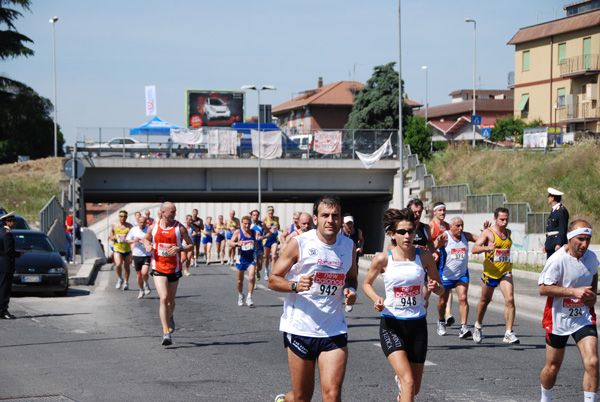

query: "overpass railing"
xmin=466 ymin=193 xmax=507 ymax=214
xmin=39 ymin=195 xmax=64 ymax=233
xmin=431 ymin=184 xmax=470 ymax=203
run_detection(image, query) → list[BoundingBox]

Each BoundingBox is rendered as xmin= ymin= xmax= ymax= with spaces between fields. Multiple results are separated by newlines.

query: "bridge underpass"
xmin=74 ymin=158 xmax=402 ymax=253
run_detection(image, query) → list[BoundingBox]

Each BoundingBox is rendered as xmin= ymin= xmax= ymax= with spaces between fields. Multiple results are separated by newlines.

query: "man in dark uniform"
xmin=545 ymin=187 xmax=569 ymax=259
xmin=0 ymin=212 xmax=21 ymax=319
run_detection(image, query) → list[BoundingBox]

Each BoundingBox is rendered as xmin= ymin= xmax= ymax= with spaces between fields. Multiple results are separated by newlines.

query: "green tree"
xmin=345 ymin=62 xmax=412 ymax=130
xmin=490 ymin=115 xmax=545 ymax=144
xmin=0 ymin=0 xmax=34 ymax=94
xmin=404 ymin=115 xmax=432 ymax=161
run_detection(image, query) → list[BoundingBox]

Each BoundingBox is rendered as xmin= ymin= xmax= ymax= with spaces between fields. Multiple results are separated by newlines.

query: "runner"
xmin=202 ymin=216 xmax=214 ymax=265
xmin=109 ymin=210 xmax=133 ymax=290
xmin=263 ymin=206 xmax=280 ymax=281
xmin=191 ymin=209 xmax=204 ymax=266
xmin=436 ymin=217 xmax=479 ymax=339
xmin=144 ymin=210 xmax=154 ymax=227
xmin=471 ymin=207 xmax=519 ymax=344
xmin=126 ymin=215 xmax=152 ymax=299
xmin=180 ymin=215 xmax=195 ymax=276
xmin=250 ymin=210 xmax=267 ymax=281
xmin=281 ymin=212 xmax=312 ymax=250
xmin=429 ymin=202 xmax=453 ymax=322
xmin=143 ymin=202 xmax=194 ymax=346
xmin=362 ymin=208 xmax=443 ymax=402
xmin=228 ymin=215 xmax=258 ymax=307
xmin=280 ymin=211 xmax=301 ymax=246
xmin=270 ymin=195 xmax=357 ymax=402
xmin=340 ymin=214 xmax=364 ymax=313
xmin=539 ymin=220 xmax=598 ymax=402
xmin=226 ymin=210 xmax=240 ymax=266
xmin=215 ymin=215 xmax=227 ymax=264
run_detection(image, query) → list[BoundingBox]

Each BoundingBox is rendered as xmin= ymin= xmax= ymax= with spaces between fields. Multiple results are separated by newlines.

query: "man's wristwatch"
xmin=291 ymin=282 xmax=298 ymax=293
xmin=179 ymin=246 xmax=183 ymax=252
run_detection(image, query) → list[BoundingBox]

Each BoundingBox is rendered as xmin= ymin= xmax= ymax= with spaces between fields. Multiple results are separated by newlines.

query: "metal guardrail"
xmin=467 ymin=193 xmax=506 ymax=214
xmin=415 ymin=165 xmax=426 ymax=181
xmin=559 ymin=54 xmax=600 ymax=75
xmin=504 ymin=202 xmax=531 ymax=223
xmin=424 ymin=175 xmax=435 ymax=190
xmin=39 ymin=195 xmax=64 ymax=233
xmin=431 ymin=184 xmax=470 ymax=203
xmin=527 ymin=212 xmax=550 ymax=234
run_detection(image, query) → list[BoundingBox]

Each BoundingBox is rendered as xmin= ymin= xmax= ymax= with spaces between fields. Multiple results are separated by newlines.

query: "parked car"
xmin=15 ymin=215 xmax=30 ymax=230
xmin=289 ymin=134 xmax=313 ymax=151
xmin=68 ymin=137 xmax=148 ymax=158
xmin=11 ymin=230 xmax=69 ymax=297
xmin=204 ymin=98 xmax=231 ymax=121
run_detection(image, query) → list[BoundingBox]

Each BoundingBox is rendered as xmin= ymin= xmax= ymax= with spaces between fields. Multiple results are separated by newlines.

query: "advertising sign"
xmin=145 ymin=85 xmax=157 ymax=116
xmin=187 ymin=90 xmax=244 ymax=128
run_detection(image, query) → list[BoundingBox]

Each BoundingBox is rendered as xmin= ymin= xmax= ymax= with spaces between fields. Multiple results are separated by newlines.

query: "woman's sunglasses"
xmin=392 ymin=228 xmax=415 ymax=235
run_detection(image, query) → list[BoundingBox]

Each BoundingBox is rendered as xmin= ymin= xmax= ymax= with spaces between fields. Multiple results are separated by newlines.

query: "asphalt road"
xmin=0 ymin=262 xmax=591 ymax=402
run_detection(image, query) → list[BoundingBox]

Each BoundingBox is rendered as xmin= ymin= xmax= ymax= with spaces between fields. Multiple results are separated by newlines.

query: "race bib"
xmin=157 ymin=243 xmax=175 ymax=257
xmin=116 ymin=234 xmax=127 ymax=243
xmin=218 ymin=228 xmax=225 ymax=235
xmin=269 ymin=226 xmax=277 ymax=234
xmin=393 ymin=285 xmax=422 ymax=308
xmin=309 ymin=271 xmax=345 ymax=296
xmin=241 ymin=240 xmax=254 ymax=251
xmin=450 ymin=247 xmax=466 ymax=260
xmin=494 ymin=249 xmax=511 ymax=263
xmin=563 ymin=298 xmax=586 ymax=317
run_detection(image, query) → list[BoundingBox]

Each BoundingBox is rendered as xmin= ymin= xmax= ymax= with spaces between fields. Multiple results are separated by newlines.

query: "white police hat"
xmin=548 ymin=187 xmax=564 ymax=196
xmin=0 ymin=211 xmax=16 ymax=221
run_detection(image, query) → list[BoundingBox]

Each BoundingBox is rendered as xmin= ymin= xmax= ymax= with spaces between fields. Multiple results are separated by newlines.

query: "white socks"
xmin=540 ymin=385 xmax=551 ymax=402
xmin=584 ymin=391 xmax=597 ymax=401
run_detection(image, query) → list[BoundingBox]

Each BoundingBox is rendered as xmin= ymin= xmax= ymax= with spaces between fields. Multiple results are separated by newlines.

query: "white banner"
xmin=170 ymin=128 xmax=206 ymax=145
xmin=314 ymin=130 xmax=342 ymax=154
xmin=251 ymin=129 xmax=282 ymax=159
xmin=145 ymin=85 xmax=157 ymax=116
xmin=208 ymin=129 xmax=237 ymax=155
xmin=355 ymin=135 xmax=393 ymax=169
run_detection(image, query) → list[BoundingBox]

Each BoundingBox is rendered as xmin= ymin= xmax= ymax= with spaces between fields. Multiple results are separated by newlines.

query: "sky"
xmin=2 ymin=0 xmax=570 ymax=147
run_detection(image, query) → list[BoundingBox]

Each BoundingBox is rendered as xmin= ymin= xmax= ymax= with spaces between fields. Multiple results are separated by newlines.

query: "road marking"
xmin=371 ymin=343 xmax=436 ymax=365
xmin=279 ymin=297 xmax=286 ymax=302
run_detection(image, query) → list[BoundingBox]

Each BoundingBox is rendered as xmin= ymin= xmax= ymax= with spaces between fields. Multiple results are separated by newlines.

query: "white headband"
xmin=433 ymin=204 xmax=446 ymax=212
xmin=567 ymin=227 xmax=593 ymax=240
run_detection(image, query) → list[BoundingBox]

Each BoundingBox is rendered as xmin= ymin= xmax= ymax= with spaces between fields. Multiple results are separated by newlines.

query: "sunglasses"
xmin=392 ymin=228 xmax=415 ymax=235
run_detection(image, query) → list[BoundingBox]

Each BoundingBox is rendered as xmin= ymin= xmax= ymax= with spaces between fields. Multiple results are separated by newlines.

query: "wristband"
xmin=346 ymin=287 xmax=356 ymax=293
xmin=179 ymin=246 xmax=183 ymax=252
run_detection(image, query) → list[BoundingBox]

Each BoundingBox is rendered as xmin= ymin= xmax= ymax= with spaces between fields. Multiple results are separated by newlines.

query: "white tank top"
xmin=182 ymin=224 xmax=194 ymax=246
xmin=442 ymin=230 xmax=469 ymax=281
xmin=279 ymin=229 xmax=354 ymax=337
xmin=381 ymin=249 xmax=426 ymax=320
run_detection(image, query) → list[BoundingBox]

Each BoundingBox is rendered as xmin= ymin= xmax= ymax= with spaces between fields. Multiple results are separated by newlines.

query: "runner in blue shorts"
xmin=228 ymin=216 xmax=257 ymax=307
xmin=214 ymin=215 xmax=227 ymax=264
xmin=191 ymin=209 xmax=203 ymax=266
xmin=202 ymin=216 xmax=214 ymax=265
xmin=250 ymin=209 xmax=266 ymax=281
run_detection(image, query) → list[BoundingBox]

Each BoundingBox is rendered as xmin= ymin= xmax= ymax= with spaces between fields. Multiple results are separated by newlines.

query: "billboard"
xmin=186 ymin=90 xmax=244 ymax=128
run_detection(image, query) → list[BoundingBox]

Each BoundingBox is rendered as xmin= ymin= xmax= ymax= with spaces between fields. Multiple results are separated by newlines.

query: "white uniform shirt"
xmin=381 ymin=249 xmax=427 ymax=320
xmin=442 ymin=231 xmax=469 ymax=281
xmin=538 ymin=247 xmax=599 ymax=336
xmin=279 ymin=229 xmax=354 ymax=338
xmin=126 ymin=226 xmax=150 ymax=257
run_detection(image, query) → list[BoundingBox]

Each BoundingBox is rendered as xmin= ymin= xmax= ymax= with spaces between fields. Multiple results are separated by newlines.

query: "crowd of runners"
xmin=102 ymin=193 xmax=598 ymax=402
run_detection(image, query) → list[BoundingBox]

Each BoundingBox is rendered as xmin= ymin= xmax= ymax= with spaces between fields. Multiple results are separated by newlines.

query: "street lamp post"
xmin=422 ymin=66 xmax=430 ymax=152
xmin=50 ymin=16 xmax=59 ymax=157
xmin=466 ymin=18 xmax=476 ymax=148
xmin=397 ymin=0 xmax=404 ymax=209
xmin=240 ymin=85 xmax=276 ymax=217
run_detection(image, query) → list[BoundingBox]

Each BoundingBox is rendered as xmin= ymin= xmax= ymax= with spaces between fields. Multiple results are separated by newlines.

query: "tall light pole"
xmin=466 ymin=18 xmax=477 ymax=148
xmin=50 ymin=16 xmax=59 ymax=157
xmin=241 ymin=85 xmax=276 ymax=217
xmin=397 ymin=0 xmax=404 ymax=209
xmin=422 ymin=65 xmax=430 ymax=152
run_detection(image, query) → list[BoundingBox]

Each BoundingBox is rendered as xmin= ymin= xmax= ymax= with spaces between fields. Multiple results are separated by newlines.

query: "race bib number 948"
xmin=393 ymin=285 xmax=422 ymax=308
xmin=310 ymin=271 xmax=345 ymax=297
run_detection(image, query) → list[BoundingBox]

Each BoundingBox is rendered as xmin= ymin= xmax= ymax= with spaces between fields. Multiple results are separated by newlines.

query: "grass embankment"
xmin=0 ymin=157 xmax=63 ymax=227
xmin=426 ymin=142 xmax=600 ymax=230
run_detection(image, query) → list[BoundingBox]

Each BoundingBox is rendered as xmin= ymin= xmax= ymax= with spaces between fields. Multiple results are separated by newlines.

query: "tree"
xmin=490 ymin=115 xmax=545 ymax=144
xmin=0 ymin=0 xmax=34 ymax=94
xmin=404 ymin=115 xmax=432 ymax=161
xmin=345 ymin=62 xmax=412 ymax=130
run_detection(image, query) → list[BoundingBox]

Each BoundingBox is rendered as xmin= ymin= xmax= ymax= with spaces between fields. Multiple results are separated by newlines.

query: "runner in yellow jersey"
xmin=471 ymin=207 xmax=519 ymax=345
xmin=225 ymin=210 xmax=240 ymax=266
xmin=262 ymin=206 xmax=280 ymax=281
xmin=214 ymin=215 xmax=227 ymax=264
xmin=109 ymin=210 xmax=133 ymax=290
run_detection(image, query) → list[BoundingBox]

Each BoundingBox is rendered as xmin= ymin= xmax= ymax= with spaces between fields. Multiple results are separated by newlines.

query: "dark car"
xmin=15 ymin=215 xmax=30 ymax=230
xmin=11 ymin=230 xmax=69 ymax=297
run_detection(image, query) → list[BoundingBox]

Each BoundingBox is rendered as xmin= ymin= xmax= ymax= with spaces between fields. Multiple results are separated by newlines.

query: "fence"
xmin=431 ymin=184 xmax=470 ymax=203
xmin=527 ymin=212 xmax=550 ymax=234
xmin=466 ymin=193 xmax=507 ymax=214
xmin=39 ymin=196 xmax=64 ymax=233
xmin=504 ymin=202 xmax=531 ymax=223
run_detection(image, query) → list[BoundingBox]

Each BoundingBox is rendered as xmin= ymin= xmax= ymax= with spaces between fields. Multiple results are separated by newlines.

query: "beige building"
xmin=508 ymin=8 xmax=600 ymax=133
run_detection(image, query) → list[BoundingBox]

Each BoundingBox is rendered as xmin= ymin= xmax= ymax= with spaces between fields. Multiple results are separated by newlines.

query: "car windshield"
xmin=209 ymin=98 xmax=225 ymax=106
xmin=16 ymin=217 xmax=30 ymax=230
xmin=13 ymin=233 xmax=56 ymax=253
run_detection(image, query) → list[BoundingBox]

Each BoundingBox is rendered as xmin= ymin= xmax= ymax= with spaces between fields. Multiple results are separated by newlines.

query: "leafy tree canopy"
xmin=0 ymin=0 xmax=33 ymax=92
xmin=404 ymin=115 xmax=432 ymax=161
xmin=490 ymin=115 xmax=545 ymax=143
xmin=345 ymin=62 xmax=412 ymax=130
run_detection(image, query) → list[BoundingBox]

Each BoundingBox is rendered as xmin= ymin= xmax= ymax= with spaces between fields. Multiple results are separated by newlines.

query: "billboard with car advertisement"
xmin=186 ymin=90 xmax=245 ymax=128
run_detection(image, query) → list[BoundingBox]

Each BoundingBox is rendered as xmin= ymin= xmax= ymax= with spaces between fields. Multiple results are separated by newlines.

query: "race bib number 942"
xmin=494 ymin=249 xmax=511 ymax=263
xmin=310 ymin=271 xmax=345 ymax=297
xmin=563 ymin=298 xmax=585 ymax=317
xmin=393 ymin=285 xmax=422 ymax=308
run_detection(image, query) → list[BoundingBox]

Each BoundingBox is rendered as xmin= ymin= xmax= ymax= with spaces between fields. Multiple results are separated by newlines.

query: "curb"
xmin=69 ymin=257 xmax=104 ymax=286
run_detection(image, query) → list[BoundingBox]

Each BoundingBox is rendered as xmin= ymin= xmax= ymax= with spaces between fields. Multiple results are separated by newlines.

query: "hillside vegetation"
xmin=426 ymin=142 xmax=600 ymax=229
xmin=0 ymin=157 xmax=63 ymax=227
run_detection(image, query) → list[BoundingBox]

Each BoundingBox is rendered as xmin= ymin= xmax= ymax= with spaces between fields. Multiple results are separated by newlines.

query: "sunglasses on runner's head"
xmin=392 ymin=228 xmax=415 ymax=235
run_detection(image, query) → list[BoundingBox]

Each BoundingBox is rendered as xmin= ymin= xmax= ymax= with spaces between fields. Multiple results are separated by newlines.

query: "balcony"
xmin=560 ymin=54 xmax=600 ymax=77
xmin=557 ymin=102 xmax=600 ymax=122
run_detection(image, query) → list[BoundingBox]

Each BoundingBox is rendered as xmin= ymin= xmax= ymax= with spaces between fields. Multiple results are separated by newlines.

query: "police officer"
xmin=545 ymin=187 xmax=569 ymax=259
xmin=0 ymin=212 xmax=21 ymax=319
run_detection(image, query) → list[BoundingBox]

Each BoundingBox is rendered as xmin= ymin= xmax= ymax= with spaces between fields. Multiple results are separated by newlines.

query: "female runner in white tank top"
xmin=363 ymin=208 xmax=444 ymax=402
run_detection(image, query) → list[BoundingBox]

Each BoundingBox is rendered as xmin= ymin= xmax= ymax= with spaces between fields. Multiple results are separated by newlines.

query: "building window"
xmin=558 ymin=43 xmax=566 ymax=65
xmin=584 ymin=37 xmax=592 ymax=69
xmin=523 ymin=50 xmax=530 ymax=71
xmin=557 ymin=88 xmax=565 ymax=109
xmin=516 ymin=93 xmax=530 ymax=118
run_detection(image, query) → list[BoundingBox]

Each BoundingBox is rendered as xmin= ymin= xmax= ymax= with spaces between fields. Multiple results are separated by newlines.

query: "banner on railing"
xmin=251 ymin=130 xmax=282 ymax=159
xmin=314 ymin=131 xmax=342 ymax=154
xmin=208 ymin=129 xmax=237 ymax=155
xmin=355 ymin=135 xmax=393 ymax=169
xmin=170 ymin=128 xmax=206 ymax=145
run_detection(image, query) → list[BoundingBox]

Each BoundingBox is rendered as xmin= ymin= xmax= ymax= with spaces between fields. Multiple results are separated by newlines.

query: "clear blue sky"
xmin=2 ymin=0 xmax=568 ymax=146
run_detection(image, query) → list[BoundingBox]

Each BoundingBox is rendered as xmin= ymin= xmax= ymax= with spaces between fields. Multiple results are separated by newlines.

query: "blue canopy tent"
xmin=130 ymin=116 xmax=182 ymax=143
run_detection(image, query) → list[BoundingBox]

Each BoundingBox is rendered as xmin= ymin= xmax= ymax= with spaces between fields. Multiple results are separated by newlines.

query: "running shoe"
xmin=122 ymin=282 xmax=129 ymax=291
xmin=185 ymin=269 xmax=191 ymax=276
xmin=503 ymin=331 xmax=520 ymax=344
xmin=169 ymin=317 xmax=175 ymax=333
xmin=445 ymin=314 xmax=455 ymax=327
xmin=345 ymin=305 xmax=354 ymax=312
xmin=206 ymin=260 xmax=211 ymax=266
xmin=264 ymin=270 xmax=270 ymax=281
xmin=437 ymin=321 xmax=447 ymax=336
xmin=220 ymin=259 xmax=224 ymax=265
xmin=137 ymin=289 xmax=144 ymax=299
xmin=246 ymin=295 xmax=254 ymax=307
xmin=144 ymin=283 xmax=151 ymax=296
xmin=395 ymin=375 xmax=402 ymax=396
xmin=274 ymin=395 xmax=286 ymax=402
xmin=162 ymin=332 xmax=172 ymax=346
xmin=459 ymin=326 xmax=472 ymax=339
xmin=473 ymin=325 xmax=483 ymax=343
xmin=238 ymin=293 xmax=245 ymax=307
xmin=256 ymin=271 xmax=261 ymax=281
xmin=115 ymin=277 xmax=123 ymax=289
xmin=192 ymin=258 xmax=196 ymax=267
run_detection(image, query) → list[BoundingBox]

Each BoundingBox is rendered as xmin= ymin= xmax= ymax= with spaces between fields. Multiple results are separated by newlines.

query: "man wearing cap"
xmin=0 ymin=212 xmax=22 ymax=319
xmin=539 ymin=220 xmax=598 ymax=402
xmin=340 ymin=214 xmax=364 ymax=264
xmin=545 ymin=188 xmax=569 ymax=259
